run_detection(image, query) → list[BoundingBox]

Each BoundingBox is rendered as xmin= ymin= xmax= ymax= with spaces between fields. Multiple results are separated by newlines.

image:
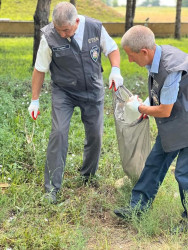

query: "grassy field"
xmin=0 ymin=0 xmax=123 ymax=22
xmin=0 ymin=36 xmax=188 ymax=249
xmin=115 ymin=6 xmax=188 ymax=23
xmin=1 ymin=0 xmax=188 ymax=23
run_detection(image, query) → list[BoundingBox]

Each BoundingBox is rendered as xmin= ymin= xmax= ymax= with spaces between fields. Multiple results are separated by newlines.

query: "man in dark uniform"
xmin=28 ymin=2 xmax=123 ymax=203
xmin=114 ymin=25 xmax=188 ymax=232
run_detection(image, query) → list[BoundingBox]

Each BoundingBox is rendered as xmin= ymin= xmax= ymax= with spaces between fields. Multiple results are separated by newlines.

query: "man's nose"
xmin=128 ymin=56 xmax=134 ymax=63
xmin=59 ymin=31 xmax=66 ymax=38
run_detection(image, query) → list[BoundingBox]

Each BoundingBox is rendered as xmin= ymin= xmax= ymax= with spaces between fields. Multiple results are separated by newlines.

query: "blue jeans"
xmin=130 ymin=135 xmax=188 ymax=217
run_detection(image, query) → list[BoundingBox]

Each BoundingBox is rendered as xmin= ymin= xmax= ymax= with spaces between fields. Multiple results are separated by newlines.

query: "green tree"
xmin=106 ymin=0 xmax=111 ymax=6
xmin=182 ymin=0 xmax=188 ymax=6
xmin=152 ymin=0 xmax=160 ymax=6
xmin=101 ymin=0 xmax=111 ymax=6
xmin=141 ymin=0 xmax=159 ymax=6
xmin=112 ymin=0 xmax=118 ymax=7
xmin=33 ymin=0 xmax=51 ymax=66
xmin=141 ymin=0 xmax=150 ymax=6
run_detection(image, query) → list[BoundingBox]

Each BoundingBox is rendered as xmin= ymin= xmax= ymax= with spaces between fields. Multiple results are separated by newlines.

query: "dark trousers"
xmin=130 ymin=135 xmax=188 ymax=217
xmin=44 ymin=86 xmax=104 ymax=192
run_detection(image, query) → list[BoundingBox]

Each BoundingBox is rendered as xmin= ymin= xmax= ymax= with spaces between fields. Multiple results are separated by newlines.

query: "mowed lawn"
xmin=0 ymin=0 xmax=124 ymax=22
xmin=115 ymin=6 xmax=188 ymax=23
xmin=1 ymin=0 xmax=188 ymax=23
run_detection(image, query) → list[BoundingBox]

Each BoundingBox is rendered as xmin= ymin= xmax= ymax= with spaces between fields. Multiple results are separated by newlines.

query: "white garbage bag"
xmin=113 ymin=86 xmax=151 ymax=181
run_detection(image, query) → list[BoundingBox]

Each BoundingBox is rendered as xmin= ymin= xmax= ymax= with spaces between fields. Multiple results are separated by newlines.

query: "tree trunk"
xmin=132 ymin=0 xmax=136 ymax=20
xmin=70 ymin=0 xmax=76 ymax=6
xmin=125 ymin=0 xmax=136 ymax=32
xmin=175 ymin=0 xmax=182 ymax=39
xmin=32 ymin=0 xmax=51 ymax=66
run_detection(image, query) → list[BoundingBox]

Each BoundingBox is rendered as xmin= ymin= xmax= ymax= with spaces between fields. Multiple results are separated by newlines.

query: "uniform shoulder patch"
xmin=90 ymin=45 xmax=100 ymax=62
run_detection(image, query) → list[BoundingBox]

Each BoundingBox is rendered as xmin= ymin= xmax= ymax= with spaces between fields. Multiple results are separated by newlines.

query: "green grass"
xmin=115 ymin=6 xmax=188 ymax=23
xmin=1 ymin=2 xmax=188 ymax=24
xmin=0 ymin=0 xmax=124 ymax=22
xmin=0 ymin=37 xmax=188 ymax=248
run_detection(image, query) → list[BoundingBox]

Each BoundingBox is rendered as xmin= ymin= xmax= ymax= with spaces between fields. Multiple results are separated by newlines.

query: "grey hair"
xmin=52 ymin=2 xmax=78 ymax=26
xmin=121 ymin=25 xmax=155 ymax=53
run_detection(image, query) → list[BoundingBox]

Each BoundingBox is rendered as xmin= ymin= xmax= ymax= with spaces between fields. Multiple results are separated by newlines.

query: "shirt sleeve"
xmin=100 ymin=26 xmax=118 ymax=57
xmin=160 ymin=71 xmax=182 ymax=105
xmin=35 ymin=34 xmax=52 ymax=73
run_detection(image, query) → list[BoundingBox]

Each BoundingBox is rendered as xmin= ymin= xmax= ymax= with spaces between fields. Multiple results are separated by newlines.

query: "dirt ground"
xmin=85 ymin=210 xmax=175 ymax=250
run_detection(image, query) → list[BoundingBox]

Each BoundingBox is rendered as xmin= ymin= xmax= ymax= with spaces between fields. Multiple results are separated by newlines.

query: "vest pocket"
xmin=156 ymin=115 xmax=177 ymax=125
xmin=53 ymin=78 xmax=77 ymax=88
xmin=54 ymin=49 xmax=72 ymax=58
xmin=87 ymin=73 xmax=103 ymax=89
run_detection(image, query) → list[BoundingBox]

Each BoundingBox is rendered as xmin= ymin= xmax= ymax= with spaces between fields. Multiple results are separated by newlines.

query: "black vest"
xmin=41 ymin=16 xmax=104 ymax=102
xmin=148 ymin=45 xmax=188 ymax=152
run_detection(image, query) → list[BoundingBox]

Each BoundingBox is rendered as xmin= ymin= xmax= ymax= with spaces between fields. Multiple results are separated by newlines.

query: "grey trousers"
xmin=44 ymin=86 xmax=104 ymax=192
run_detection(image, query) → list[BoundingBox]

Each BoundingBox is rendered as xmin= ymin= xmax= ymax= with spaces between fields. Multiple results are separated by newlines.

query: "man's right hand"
xmin=109 ymin=67 xmax=123 ymax=91
xmin=127 ymin=95 xmax=142 ymax=112
xmin=28 ymin=99 xmax=40 ymax=120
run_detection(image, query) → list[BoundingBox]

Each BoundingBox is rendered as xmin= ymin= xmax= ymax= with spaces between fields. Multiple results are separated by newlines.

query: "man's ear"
xmin=76 ymin=18 xmax=80 ymax=25
xmin=140 ymin=48 xmax=148 ymax=55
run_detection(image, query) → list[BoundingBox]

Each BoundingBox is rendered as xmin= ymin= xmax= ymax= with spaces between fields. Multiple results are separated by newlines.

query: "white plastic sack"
xmin=113 ymin=86 xmax=151 ymax=181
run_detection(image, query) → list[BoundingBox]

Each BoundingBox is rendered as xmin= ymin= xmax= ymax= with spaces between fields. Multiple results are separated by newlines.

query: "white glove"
xmin=126 ymin=95 xmax=141 ymax=113
xmin=109 ymin=67 xmax=123 ymax=91
xmin=143 ymin=97 xmax=150 ymax=106
xmin=28 ymin=99 xmax=40 ymax=120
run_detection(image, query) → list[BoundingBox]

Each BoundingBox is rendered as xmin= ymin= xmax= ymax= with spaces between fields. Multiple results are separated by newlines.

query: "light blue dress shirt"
xmin=146 ymin=45 xmax=182 ymax=105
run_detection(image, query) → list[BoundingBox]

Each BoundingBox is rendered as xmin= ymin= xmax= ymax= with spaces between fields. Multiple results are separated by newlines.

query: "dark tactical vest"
xmin=148 ymin=45 xmax=188 ymax=152
xmin=41 ymin=17 xmax=104 ymax=102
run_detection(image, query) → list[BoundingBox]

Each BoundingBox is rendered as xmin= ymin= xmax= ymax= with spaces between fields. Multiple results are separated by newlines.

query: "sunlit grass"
xmin=0 ymin=0 xmax=123 ymax=22
xmin=0 ymin=38 xmax=33 ymax=80
xmin=1 ymin=1 xmax=188 ymax=24
xmin=115 ymin=6 xmax=188 ymax=23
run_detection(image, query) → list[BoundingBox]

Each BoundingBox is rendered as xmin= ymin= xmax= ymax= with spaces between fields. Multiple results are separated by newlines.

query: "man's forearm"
xmin=139 ymin=103 xmax=174 ymax=118
xmin=108 ymin=49 xmax=120 ymax=68
xmin=32 ymin=68 xmax=45 ymax=100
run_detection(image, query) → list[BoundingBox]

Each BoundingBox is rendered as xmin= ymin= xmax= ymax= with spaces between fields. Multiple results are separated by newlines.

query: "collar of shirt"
xmin=72 ymin=15 xmax=85 ymax=49
xmin=145 ymin=45 xmax=161 ymax=75
xmin=74 ymin=15 xmax=84 ymax=35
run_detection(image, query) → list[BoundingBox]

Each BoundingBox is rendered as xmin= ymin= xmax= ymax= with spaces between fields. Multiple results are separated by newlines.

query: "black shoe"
xmin=178 ymin=219 xmax=188 ymax=233
xmin=43 ymin=191 xmax=57 ymax=204
xmin=82 ymin=175 xmax=100 ymax=188
xmin=181 ymin=210 xmax=188 ymax=218
xmin=114 ymin=206 xmax=141 ymax=220
xmin=171 ymin=219 xmax=188 ymax=234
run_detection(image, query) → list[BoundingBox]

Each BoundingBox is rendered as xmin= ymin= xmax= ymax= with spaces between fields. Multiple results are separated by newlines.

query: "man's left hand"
xmin=109 ymin=67 xmax=123 ymax=91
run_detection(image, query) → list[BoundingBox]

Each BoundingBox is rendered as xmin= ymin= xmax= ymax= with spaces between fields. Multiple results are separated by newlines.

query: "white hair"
xmin=121 ymin=25 xmax=155 ymax=53
xmin=52 ymin=2 xmax=78 ymax=26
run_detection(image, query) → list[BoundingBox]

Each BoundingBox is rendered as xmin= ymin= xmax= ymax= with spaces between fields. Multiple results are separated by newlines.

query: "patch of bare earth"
xmin=85 ymin=211 xmax=171 ymax=250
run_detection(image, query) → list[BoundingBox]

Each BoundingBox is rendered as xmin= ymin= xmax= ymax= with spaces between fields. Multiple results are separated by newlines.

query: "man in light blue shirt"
xmin=146 ymin=45 xmax=181 ymax=105
xmin=114 ymin=25 xmax=188 ymax=232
